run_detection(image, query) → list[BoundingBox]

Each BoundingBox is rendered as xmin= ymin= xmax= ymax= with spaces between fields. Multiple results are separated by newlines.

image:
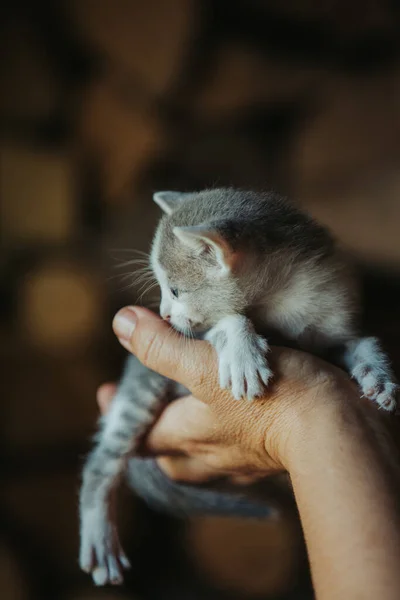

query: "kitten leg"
xmin=205 ymin=314 xmax=272 ymax=400
xmin=79 ymin=356 xmax=169 ymax=585
xmin=342 ymin=337 xmax=398 ymax=412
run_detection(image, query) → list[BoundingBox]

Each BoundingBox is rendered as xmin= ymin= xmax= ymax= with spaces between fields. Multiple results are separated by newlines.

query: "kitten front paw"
xmin=220 ymin=339 xmax=272 ymax=400
xmin=206 ymin=317 xmax=272 ymax=400
xmin=352 ymin=364 xmax=398 ymax=412
xmin=80 ymin=506 xmax=130 ymax=585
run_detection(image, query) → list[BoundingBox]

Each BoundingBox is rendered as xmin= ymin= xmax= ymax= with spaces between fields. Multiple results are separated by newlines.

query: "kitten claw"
xmin=206 ymin=316 xmax=271 ymax=401
xmin=107 ymin=554 xmax=125 ymax=585
xmin=218 ymin=336 xmax=271 ymax=400
xmin=80 ymin=508 xmax=129 ymax=586
xmin=218 ymin=359 xmax=232 ymax=391
xmin=352 ymin=363 xmax=398 ymax=412
xmin=92 ymin=566 xmax=109 ymax=587
xmin=259 ymin=366 xmax=273 ymax=386
xmin=245 ymin=366 xmax=273 ymax=400
xmin=119 ymin=553 xmax=131 ymax=570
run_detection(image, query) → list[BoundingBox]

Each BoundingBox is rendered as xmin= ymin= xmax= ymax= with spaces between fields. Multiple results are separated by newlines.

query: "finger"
xmin=97 ymin=383 xmax=117 ymax=414
xmin=144 ymin=395 xmax=217 ymax=454
xmin=156 ymin=456 xmax=224 ymax=483
xmin=112 ymin=306 xmax=219 ymax=398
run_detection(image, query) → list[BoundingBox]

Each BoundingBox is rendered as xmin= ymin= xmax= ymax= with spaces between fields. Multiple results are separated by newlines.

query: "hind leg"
xmin=79 ymin=356 xmax=169 ymax=585
xmin=342 ymin=337 xmax=398 ymax=412
xmin=79 ymin=394 xmax=139 ymax=585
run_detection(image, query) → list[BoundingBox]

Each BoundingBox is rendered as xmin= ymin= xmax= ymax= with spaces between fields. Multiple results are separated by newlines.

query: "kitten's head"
xmin=150 ymin=190 xmax=248 ymax=334
xmin=148 ymin=188 xmax=336 ymax=334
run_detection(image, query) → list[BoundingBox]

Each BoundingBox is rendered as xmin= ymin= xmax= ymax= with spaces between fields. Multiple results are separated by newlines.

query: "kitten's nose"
xmin=162 ymin=314 xmax=171 ymax=323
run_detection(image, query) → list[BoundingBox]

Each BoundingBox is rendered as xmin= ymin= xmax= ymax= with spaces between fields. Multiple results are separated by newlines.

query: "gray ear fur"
xmin=153 ymin=191 xmax=190 ymax=215
xmin=173 ymin=225 xmax=234 ymax=272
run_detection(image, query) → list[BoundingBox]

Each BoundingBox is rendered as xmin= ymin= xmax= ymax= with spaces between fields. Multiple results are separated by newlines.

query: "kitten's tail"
xmin=127 ymin=457 xmax=276 ymax=518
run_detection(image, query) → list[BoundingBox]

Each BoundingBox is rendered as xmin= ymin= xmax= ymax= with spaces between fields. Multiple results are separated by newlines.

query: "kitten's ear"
xmin=153 ymin=191 xmax=189 ymax=215
xmin=173 ymin=225 xmax=235 ymax=272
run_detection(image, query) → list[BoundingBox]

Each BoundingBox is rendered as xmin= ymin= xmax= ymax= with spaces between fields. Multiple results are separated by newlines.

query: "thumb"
xmin=112 ymin=306 xmax=217 ymax=396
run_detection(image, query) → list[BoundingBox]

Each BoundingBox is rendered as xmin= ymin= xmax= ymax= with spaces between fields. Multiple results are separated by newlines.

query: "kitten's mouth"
xmin=171 ymin=321 xmax=205 ymax=336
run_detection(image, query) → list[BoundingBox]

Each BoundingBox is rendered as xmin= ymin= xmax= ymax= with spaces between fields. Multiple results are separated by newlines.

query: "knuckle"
xmin=183 ymin=439 xmax=202 ymax=456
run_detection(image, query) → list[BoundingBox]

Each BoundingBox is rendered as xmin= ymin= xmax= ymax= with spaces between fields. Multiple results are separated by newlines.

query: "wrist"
xmin=267 ymin=374 xmax=361 ymax=474
xmin=276 ymin=378 xmax=400 ymax=600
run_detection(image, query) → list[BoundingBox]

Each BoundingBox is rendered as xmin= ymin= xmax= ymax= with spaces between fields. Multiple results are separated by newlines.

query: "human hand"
xmin=99 ymin=307 xmax=400 ymax=599
xmin=103 ymin=306 xmax=360 ymax=484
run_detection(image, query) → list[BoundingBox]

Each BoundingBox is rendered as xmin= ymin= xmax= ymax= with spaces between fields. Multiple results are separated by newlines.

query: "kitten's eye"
xmin=170 ymin=287 xmax=179 ymax=298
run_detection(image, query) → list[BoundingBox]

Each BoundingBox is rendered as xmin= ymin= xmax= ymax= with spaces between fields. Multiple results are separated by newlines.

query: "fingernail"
xmin=113 ymin=307 xmax=137 ymax=341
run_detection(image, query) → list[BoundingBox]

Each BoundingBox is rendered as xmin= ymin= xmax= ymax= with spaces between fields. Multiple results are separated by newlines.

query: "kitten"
xmin=79 ymin=188 xmax=398 ymax=585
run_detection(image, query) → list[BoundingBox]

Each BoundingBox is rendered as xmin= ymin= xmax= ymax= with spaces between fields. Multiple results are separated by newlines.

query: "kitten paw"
xmin=207 ymin=321 xmax=271 ymax=400
xmin=352 ymin=364 xmax=398 ymax=412
xmin=80 ymin=508 xmax=130 ymax=585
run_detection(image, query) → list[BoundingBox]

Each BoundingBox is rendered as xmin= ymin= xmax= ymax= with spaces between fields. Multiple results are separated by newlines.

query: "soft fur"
xmin=79 ymin=188 xmax=398 ymax=585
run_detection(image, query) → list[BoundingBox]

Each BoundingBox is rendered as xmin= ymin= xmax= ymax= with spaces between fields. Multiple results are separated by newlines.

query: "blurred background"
xmin=1 ymin=1 xmax=400 ymax=599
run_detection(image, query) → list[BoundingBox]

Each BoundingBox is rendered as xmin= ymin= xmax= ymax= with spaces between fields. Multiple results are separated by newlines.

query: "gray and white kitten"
xmin=79 ymin=188 xmax=398 ymax=586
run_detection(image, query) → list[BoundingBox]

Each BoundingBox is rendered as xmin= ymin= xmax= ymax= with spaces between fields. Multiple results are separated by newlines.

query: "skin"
xmin=107 ymin=306 xmax=400 ymax=599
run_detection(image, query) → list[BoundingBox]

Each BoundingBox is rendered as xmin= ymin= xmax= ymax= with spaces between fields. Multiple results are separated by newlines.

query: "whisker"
xmin=110 ymin=248 xmax=150 ymax=257
xmin=137 ymin=281 xmax=159 ymax=304
xmin=115 ymin=273 xmax=156 ymax=293
xmin=116 ymin=282 xmax=137 ymax=293
xmin=163 ymin=325 xmax=181 ymax=348
xmin=134 ymin=272 xmax=156 ymax=284
xmin=185 ymin=324 xmax=195 ymax=353
xmin=116 ymin=279 xmax=153 ymax=295
xmin=113 ymin=259 xmax=151 ymax=269
xmin=146 ymin=302 xmax=160 ymax=309
xmin=116 ymin=280 xmax=144 ymax=293
xmin=107 ymin=270 xmax=152 ymax=283
xmin=109 ymin=273 xmax=155 ymax=290
xmin=136 ymin=275 xmax=157 ymax=294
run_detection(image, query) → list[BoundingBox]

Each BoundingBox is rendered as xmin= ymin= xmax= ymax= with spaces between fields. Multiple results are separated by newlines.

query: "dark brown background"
xmin=1 ymin=1 xmax=400 ymax=599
